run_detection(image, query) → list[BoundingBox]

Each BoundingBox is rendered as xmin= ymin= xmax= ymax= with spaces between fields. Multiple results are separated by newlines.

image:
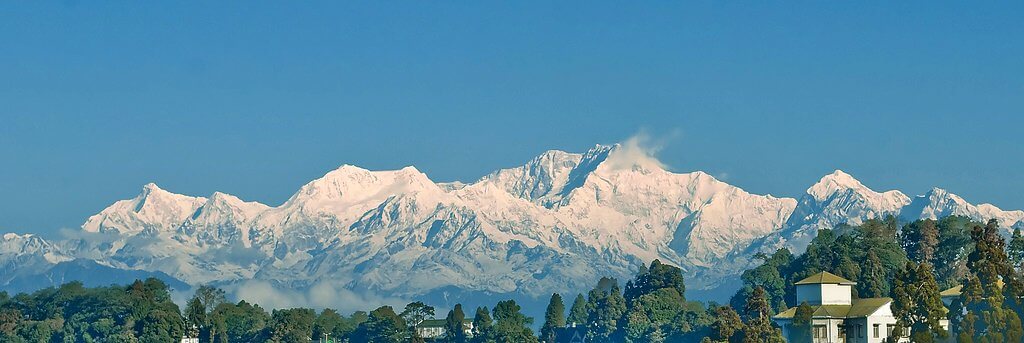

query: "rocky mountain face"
xmin=3 ymin=145 xmax=1023 ymax=311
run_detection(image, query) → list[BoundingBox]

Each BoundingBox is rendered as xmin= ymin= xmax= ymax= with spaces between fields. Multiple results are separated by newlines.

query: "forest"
xmin=2 ymin=215 xmax=1023 ymax=342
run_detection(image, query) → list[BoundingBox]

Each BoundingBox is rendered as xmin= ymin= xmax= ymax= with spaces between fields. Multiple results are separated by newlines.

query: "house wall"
xmin=796 ymin=284 xmax=853 ymax=305
xmin=843 ymin=318 xmax=869 ymax=343
xmin=863 ymin=303 xmax=906 ymax=343
xmin=776 ymin=318 xmax=792 ymax=340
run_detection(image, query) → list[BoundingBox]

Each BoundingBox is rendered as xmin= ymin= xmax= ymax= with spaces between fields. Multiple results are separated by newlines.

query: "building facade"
xmin=773 ymin=272 xmax=914 ymax=343
xmin=414 ymin=318 xmax=474 ymax=339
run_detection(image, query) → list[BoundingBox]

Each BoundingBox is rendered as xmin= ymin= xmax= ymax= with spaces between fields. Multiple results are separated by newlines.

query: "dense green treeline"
xmin=4 ymin=215 xmax=1024 ymax=342
xmin=0 ymin=279 xmax=184 ymax=342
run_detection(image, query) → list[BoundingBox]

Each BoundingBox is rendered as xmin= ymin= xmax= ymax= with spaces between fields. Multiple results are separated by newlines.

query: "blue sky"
xmin=2 ymin=2 xmax=1022 ymax=236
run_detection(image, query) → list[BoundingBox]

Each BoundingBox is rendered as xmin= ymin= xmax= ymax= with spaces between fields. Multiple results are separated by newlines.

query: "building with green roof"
xmin=772 ymin=271 xmax=948 ymax=343
xmin=413 ymin=318 xmax=474 ymax=339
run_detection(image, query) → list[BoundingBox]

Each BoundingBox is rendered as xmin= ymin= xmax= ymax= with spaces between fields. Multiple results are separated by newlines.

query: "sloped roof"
xmin=940 ymin=285 xmax=963 ymax=298
xmin=417 ymin=318 xmax=474 ymax=328
xmin=773 ymin=298 xmax=891 ymax=319
xmin=794 ymin=271 xmax=857 ymax=285
xmin=940 ymin=279 xmax=1005 ymax=298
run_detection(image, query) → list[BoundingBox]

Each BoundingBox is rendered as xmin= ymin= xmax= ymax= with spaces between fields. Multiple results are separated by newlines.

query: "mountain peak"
xmin=821 ymin=169 xmax=859 ymax=185
xmin=2 ymin=233 xmax=32 ymax=241
xmin=807 ymin=170 xmax=869 ymax=201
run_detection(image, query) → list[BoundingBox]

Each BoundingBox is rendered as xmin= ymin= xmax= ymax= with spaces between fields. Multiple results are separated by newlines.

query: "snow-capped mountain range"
xmin=2 ymin=144 xmax=1022 ymax=310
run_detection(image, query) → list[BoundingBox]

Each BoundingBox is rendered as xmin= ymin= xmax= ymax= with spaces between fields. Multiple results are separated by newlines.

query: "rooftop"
xmin=794 ymin=271 xmax=857 ymax=286
xmin=774 ymin=298 xmax=891 ymax=319
xmin=417 ymin=318 xmax=474 ymax=328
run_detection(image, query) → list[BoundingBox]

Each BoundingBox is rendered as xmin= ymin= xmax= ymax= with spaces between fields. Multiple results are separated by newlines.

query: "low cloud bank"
xmin=230 ymin=280 xmax=409 ymax=313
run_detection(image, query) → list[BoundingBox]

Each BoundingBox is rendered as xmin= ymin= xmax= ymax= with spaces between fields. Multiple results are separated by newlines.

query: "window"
xmin=873 ymin=324 xmax=880 ymax=338
xmin=813 ymin=325 xmax=827 ymax=338
xmin=887 ymin=324 xmax=895 ymax=337
xmin=857 ymin=324 xmax=863 ymax=338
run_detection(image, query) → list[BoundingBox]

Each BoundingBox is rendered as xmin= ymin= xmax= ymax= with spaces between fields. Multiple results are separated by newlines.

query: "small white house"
xmin=414 ymin=318 xmax=474 ymax=339
xmin=773 ymin=271 xmax=914 ymax=343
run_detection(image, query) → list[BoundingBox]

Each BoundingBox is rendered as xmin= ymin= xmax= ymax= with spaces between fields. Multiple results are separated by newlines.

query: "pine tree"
xmin=858 ymin=249 xmax=887 ymax=298
xmin=890 ymin=262 xmax=947 ymax=342
xmin=741 ymin=287 xmax=784 ymax=343
xmin=1008 ymin=228 xmax=1024 ymax=271
xmin=471 ymin=306 xmax=493 ymax=343
xmin=902 ymin=219 xmax=940 ymax=265
xmin=957 ymin=220 xmax=1024 ymax=341
xmin=443 ymin=304 xmax=467 ymax=343
xmin=710 ymin=306 xmax=743 ymax=343
xmin=185 ymin=297 xmax=206 ymax=339
xmin=540 ymin=293 xmax=565 ymax=343
xmin=567 ymin=293 xmax=588 ymax=326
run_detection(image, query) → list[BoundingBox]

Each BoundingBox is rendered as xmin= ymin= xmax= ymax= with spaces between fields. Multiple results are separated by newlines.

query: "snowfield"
xmin=3 ymin=144 xmax=1023 ymax=311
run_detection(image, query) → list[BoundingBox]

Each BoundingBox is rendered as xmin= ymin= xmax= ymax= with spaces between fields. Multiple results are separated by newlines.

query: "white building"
xmin=414 ymin=318 xmax=474 ymax=339
xmin=773 ymin=271 xmax=913 ymax=343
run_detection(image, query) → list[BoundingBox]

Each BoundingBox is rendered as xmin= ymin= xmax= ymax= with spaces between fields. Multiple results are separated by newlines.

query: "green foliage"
xmin=956 ymin=220 xmax=1024 ymax=342
xmin=584 ymin=277 xmax=626 ymax=342
xmin=0 ymin=278 xmax=183 ymax=343
xmin=400 ymin=301 xmax=435 ymax=328
xmin=264 ymin=308 xmax=315 ymax=343
xmin=401 ymin=301 xmax=435 ymax=342
xmin=934 ymin=216 xmax=976 ymax=288
xmin=470 ymin=306 xmax=493 ymax=343
xmin=214 ymin=301 xmax=269 ymax=342
xmin=313 ymin=308 xmax=360 ymax=342
xmin=351 ymin=306 xmax=408 ymax=343
xmin=740 ymin=287 xmax=784 ymax=343
xmin=901 ymin=219 xmax=940 ymax=265
xmin=491 ymin=300 xmax=537 ymax=343
xmin=566 ymin=293 xmax=588 ymax=326
xmin=187 ymin=284 xmax=227 ymax=342
xmin=890 ymin=262 xmax=948 ymax=342
xmin=1008 ymin=228 xmax=1024 ymax=270
xmin=624 ymin=260 xmax=686 ymax=305
xmin=709 ymin=305 xmax=742 ymax=343
xmin=539 ymin=293 xmax=565 ymax=343
xmin=859 ymin=249 xmax=887 ymax=298
xmin=733 ymin=249 xmax=793 ymax=313
xmin=442 ymin=304 xmax=468 ymax=343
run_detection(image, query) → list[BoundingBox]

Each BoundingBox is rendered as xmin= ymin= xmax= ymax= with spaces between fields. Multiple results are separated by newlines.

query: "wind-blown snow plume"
xmin=603 ymin=131 xmax=675 ymax=171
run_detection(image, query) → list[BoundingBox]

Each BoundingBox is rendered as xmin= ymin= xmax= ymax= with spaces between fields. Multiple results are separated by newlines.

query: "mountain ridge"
xmin=3 ymin=145 xmax=1023 ymax=312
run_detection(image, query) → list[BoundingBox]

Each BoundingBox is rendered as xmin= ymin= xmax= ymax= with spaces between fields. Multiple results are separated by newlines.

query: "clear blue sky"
xmin=2 ymin=2 xmax=1022 ymax=237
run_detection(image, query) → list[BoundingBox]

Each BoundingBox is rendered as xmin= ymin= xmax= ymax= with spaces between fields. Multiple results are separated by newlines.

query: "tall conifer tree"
xmin=540 ymin=293 xmax=565 ymax=343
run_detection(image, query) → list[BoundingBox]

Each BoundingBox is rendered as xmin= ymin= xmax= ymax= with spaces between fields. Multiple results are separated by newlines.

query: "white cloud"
xmin=230 ymin=280 xmax=409 ymax=313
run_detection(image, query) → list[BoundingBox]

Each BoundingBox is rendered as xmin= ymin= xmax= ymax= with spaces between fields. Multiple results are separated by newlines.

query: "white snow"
xmin=4 ymin=147 xmax=1024 ymax=301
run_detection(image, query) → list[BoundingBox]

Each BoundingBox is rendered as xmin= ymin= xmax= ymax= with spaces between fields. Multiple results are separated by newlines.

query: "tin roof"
xmin=773 ymin=298 xmax=891 ymax=319
xmin=794 ymin=271 xmax=857 ymax=286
